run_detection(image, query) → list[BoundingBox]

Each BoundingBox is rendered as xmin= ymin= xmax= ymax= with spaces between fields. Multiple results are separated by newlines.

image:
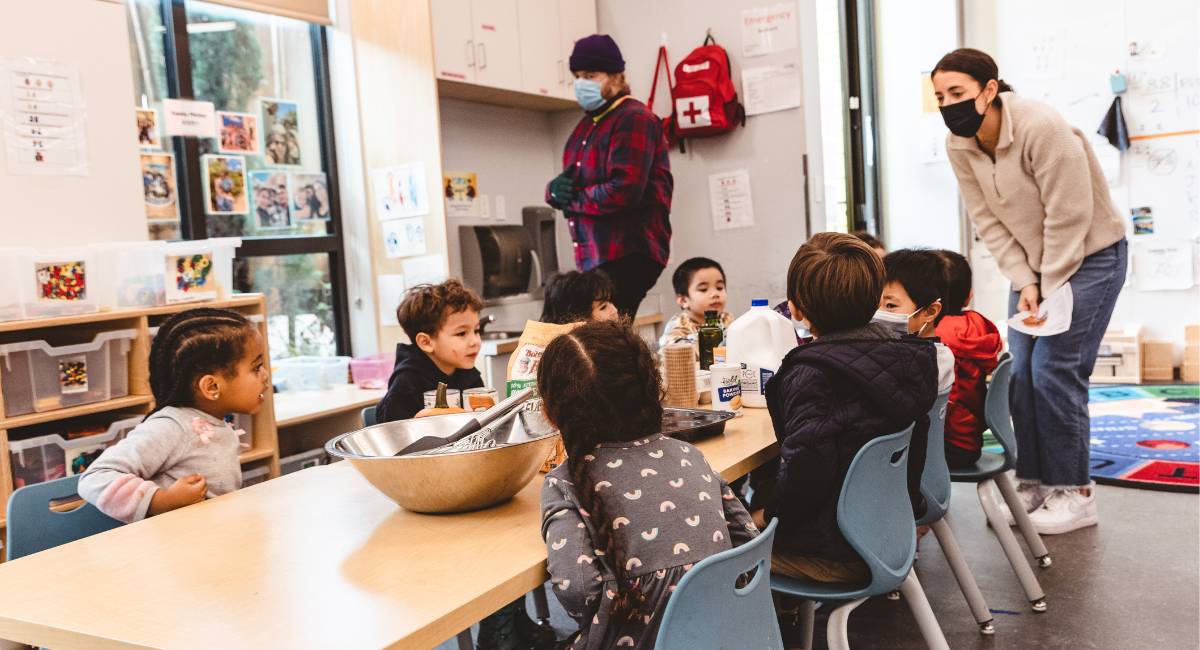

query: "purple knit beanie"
xmin=569 ymin=34 xmax=625 ymax=73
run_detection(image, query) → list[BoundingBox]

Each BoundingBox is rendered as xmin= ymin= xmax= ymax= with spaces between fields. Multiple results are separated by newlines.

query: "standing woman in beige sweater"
xmin=933 ymin=49 xmax=1127 ymax=535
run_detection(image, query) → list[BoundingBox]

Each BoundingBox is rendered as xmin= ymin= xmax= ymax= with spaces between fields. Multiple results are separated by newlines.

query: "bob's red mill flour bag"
xmin=506 ymin=320 xmax=583 ymax=471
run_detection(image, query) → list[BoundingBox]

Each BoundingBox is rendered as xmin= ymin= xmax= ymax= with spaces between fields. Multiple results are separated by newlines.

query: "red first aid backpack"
xmin=648 ymin=34 xmax=745 ymax=152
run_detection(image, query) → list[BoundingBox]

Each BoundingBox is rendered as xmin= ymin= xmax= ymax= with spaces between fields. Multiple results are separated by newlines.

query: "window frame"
xmin=155 ymin=0 xmax=352 ymax=356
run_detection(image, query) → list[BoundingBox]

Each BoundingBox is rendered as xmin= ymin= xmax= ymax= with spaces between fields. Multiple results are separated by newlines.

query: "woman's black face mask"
xmin=940 ymin=95 xmax=986 ymax=137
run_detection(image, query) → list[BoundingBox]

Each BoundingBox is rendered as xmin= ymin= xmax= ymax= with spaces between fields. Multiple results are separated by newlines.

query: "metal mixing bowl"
xmin=325 ymin=409 xmax=560 ymax=514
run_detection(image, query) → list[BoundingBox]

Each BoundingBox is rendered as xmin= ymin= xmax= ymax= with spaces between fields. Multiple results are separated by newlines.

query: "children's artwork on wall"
xmin=201 ymin=154 xmax=248 ymax=215
xmin=36 ymin=260 xmax=87 ymax=302
xmin=136 ymin=107 xmax=160 ymax=149
xmin=249 ymin=170 xmax=290 ymax=229
xmin=1131 ymin=206 xmax=1154 ymax=235
xmin=166 ymin=252 xmax=217 ymax=303
xmin=260 ymin=98 xmax=301 ymax=166
xmin=58 ymin=356 xmax=88 ymax=394
xmin=289 ymin=172 xmax=330 ymax=221
xmin=141 ymin=152 xmax=178 ymax=222
xmin=370 ymin=163 xmax=430 ymax=220
xmin=216 ymin=111 xmax=259 ymax=155
xmin=382 ymin=217 xmax=426 ymax=258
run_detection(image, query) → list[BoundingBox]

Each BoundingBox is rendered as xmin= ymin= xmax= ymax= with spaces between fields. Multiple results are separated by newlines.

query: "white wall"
xmin=0 ymin=0 xmax=146 ymax=247
xmin=874 ymin=0 xmax=962 ymax=251
xmin=548 ymin=0 xmax=812 ymax=315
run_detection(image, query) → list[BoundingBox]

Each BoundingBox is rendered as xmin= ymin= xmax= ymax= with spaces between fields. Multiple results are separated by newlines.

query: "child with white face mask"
xmin=875 ymin=249 xmax=955 ymax=393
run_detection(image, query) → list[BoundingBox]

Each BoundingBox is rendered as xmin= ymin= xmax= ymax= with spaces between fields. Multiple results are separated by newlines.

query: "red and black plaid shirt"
xmin=547 ymin=95 xmax=673 ymax=271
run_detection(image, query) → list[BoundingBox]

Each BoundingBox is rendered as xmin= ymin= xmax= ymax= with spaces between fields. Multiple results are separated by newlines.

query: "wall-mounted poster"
xmin=443 ymin=171 xmax=479 ymax=217
xmin=260 ymin=98 xmax=301 ymax=166
xmin=201 ymin=154 xmax=248 ymax=215
xmin=217 ymin=111 xmax=259 ymax=155
xmin=141 ymin=152 xmax=178 ymax=222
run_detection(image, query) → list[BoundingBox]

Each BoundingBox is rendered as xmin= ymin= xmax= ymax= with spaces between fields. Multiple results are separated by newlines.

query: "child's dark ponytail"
xmin=148 ymin=308 xmax=254 ymax=415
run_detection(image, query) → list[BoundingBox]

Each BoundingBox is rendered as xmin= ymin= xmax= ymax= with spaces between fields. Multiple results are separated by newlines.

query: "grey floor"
xmin=436 ymin=483 xmax=1199 ymax=649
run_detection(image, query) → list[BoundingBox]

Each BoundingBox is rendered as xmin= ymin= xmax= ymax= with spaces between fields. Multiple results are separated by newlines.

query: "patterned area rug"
xmin=981 ymin=384 xmax=1199 ymax=492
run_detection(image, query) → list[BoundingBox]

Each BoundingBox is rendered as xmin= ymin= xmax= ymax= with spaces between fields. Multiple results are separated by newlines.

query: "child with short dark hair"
xmin=539 ymin=321 xmax=758 ymax=648
xmin=852 ymin=230 xmax=887 ymax=258
xmin=79 ymin=308 xmax=269 ymax=522
xmin=540 ymin=270 xmax=619 ymax=324
xmin=660 ymin=257 xmax=733 ymax=352
xmin=878 ymin=249 xmax=956 ymax=393
xmin=934 ymin=250 xmax=1003 ymax=469
xmin=750 ymin=233 xmax=937 ymax=584
xmin=375 ymin=279 xmax=485 ymax=422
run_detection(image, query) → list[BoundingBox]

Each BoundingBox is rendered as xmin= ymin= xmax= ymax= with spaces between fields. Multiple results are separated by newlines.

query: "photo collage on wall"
xmin=136 ymin=96 xmax=328 ymax=227
xmin=135 ymin=107 xmax=179 ymax=223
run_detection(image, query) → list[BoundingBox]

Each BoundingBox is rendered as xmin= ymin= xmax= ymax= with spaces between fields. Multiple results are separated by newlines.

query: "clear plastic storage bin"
xmin=22 ymin=246 xmax=112 ymax=318
xmin=280 ymin=448 xmax=326 ymax=475
xmin=241 ymin=466 xmax=270 ymax=488
xmin=0 ymin=247 xmax=34 ymax=322
xmin=224 ymin=412 xmax=252 ymax=448
xmin=350 ymin=353 xmax=395 ymax=389
xmin=0 ymin=329 xmax=137 ymax=416
xmin=100 ymin=241 xmax=168 ymax=308
xmin=8 ymin=415 xmax=141 ymax=488
xmin=274 ymin=356 xmax=351 ymax=392
xmin=162 ymin=237 xmax=241 ymax=303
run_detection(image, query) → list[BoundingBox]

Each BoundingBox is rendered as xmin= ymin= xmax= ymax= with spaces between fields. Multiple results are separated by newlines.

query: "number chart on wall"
xmin=996 ymin=0 xmax=1199 ymax=285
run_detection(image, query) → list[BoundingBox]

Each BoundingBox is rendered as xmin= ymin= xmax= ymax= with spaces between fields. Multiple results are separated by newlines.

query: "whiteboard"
xmin=0 ymin=0 xmax=147 ymax=247
xmin=989 ymin=0 xmax=1200 ymax=345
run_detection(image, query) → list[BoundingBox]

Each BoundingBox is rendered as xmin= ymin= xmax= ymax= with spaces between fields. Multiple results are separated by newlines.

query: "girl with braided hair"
xmin=537 ymin=321 xmax=758 ymax=649
xmin=79 ymin=308 xmax=269 ymax=523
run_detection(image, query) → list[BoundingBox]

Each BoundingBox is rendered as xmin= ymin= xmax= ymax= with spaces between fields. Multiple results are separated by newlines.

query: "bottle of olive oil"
xmin=698 ymin=310 xmax=723 ymax=370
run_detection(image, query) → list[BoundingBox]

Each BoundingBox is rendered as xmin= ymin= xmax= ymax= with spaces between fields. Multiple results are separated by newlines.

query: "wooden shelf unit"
xmin=0 ymin=295 xmax=282 ymax=547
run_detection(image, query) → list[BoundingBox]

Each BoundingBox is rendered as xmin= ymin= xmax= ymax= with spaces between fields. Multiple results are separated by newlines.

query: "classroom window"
xmin=125 ymin=0 xmax=350 ymax=361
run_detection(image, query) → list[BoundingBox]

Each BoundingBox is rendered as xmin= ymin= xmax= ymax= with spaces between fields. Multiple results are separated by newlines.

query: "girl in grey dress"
xmin=538 ymin=321 xmax=759 ymax=649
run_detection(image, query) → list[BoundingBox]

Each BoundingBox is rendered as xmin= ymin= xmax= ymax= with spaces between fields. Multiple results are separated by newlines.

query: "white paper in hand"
xmin=1007 ymin=283 xmax=1073 ymax=337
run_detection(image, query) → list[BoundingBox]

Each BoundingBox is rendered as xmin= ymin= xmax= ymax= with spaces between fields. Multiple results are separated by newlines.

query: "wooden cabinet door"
xmin=432 ymin=0 xmax=476 ymax=82
xmin=517 ymin=0 xmax=562 ymax=97
xmin=556 ymin=0 xmax=597 ymax=99
xmin=471 ymin=0 xmax=523 ymax=90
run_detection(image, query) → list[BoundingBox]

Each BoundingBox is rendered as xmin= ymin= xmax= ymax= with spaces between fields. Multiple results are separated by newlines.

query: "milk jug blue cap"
xmin=751 ymin=299 xmax=769 ymax=307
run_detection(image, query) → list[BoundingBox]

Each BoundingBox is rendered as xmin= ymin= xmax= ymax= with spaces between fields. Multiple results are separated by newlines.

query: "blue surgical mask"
xmin=792 ymin=317 xmax=811 ymax=339
xmin=573 ymin=78 xmax=606 ymax=111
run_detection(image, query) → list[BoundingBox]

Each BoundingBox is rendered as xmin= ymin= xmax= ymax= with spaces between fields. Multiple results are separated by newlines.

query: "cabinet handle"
xmin=477 ymin=42 xmax=488 ymax=69
xmin=466 ymin=40 xmax=475 ymax=67
xmin=557 ymin=59 xmax=565 ymax=83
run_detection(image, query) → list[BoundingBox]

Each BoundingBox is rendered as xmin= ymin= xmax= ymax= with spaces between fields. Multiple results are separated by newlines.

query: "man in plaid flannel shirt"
xmin=546 ymin=34 xmax=673 ymax=318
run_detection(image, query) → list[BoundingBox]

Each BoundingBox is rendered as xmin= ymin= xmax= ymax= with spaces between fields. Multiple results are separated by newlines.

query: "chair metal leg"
xmin=825 ymin=598 xmax=867 ymax=650
xmin=899 ymin=572 xmax=950 ymax=650
xmin=977 ymin=481 xmax=1047 ymax=612
xmin=930 ymin=516 xmax=995 ymax=635
xmin=995 ymin=472 xmax=1052 ymax=567
xmin=456 ymin=629 xmax=473 ymax=650
xmin=532 ymin=585 xmax=551 ymax=623
xmin=798 ymin=600 xmax=816 ymax=650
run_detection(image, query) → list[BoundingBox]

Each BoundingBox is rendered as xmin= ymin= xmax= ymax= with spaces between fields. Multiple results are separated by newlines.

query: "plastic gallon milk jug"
xmin=725 ymin=299 xmax=797 ymax=408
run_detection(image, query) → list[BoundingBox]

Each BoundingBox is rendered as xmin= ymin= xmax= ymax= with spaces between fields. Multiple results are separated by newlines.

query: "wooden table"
xmin=0 ymin=409 xmax=779 ymax=650
xmin=274 ymin=385 xmax=388 ymax=428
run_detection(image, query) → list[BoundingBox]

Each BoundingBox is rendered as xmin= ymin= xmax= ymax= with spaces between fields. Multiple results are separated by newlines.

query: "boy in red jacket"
xmin=934 ymin=251 xmax=1004 ymax=469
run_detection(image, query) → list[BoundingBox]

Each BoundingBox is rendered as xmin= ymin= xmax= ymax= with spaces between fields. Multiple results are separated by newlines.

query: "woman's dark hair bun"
xmin=933 ymin=48 xmax=1015 ymax=95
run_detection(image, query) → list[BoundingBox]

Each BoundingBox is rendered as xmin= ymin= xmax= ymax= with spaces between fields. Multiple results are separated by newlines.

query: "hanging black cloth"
xmin=1097 ymin=96 xmax=1131 ymax=151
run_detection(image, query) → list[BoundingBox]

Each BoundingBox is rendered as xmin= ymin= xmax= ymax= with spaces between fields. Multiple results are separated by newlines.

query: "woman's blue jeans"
xmin=1007 ymin=239 xmax=1128 ymax=487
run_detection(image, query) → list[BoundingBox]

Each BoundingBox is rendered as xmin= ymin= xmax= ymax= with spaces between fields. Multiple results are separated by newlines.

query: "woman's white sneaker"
xmin=998 ymin=478 xmax=1046 ymax=526
xmin=1028 ymin=485 xmax=1098 ymax=535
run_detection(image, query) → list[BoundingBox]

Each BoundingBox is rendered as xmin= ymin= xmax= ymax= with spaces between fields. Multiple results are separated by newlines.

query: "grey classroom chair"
xmin=949 ymin=357 xmax=1051 ymax=613
xmin=918 ymin=391 xmax=995 ymax=634
xmin=6 ymin=475 xmax=122 ymax=561
xmin=656 ymin=519 xmax=784 ymax=649
xmin=361 ymin=405 xmax=377 ymax=427
xmin=771 ymin=426 xmax=949 ymax=650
